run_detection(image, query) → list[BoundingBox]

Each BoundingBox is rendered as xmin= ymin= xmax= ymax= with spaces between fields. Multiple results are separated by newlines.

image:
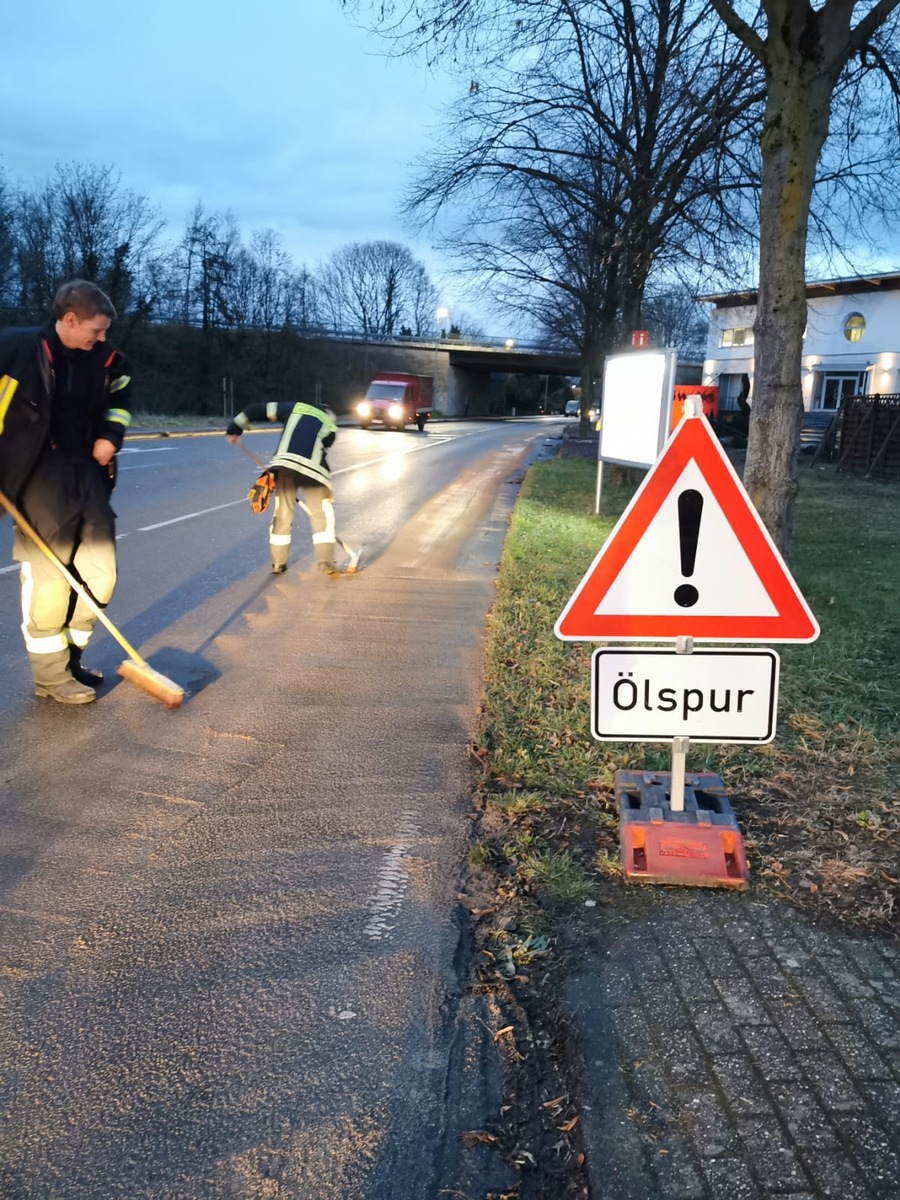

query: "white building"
xmin=699 ymin=272 xmax=900 ymax=414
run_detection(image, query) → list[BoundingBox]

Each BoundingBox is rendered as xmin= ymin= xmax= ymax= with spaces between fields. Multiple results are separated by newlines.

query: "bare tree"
xmin=316 ymin=240 xmax=438 ymax=336
xmin=11 ymin=162 xmax=164 ymax=319
xmin=283 ymin=266 xmax=319 ymax=333
xmin=14 ymin=185 xmax=61 ymax=316
xmin=397 ymin=0 xmax=763 ymax=419
xmin=441 ymin=307 xmax=484 ymax=339
xmin=0 ymin=171 xmax=18 ymax=310
xmin=349 ymin=0 xmax=900 ymax=489
xmin=226 ymin=245 xmax=259 ymax=332
xmin=709 ymin=0 xmax=900 ymax=554
xmin=245 ymin=228 xmax=294 ymax=378
xmin=175 ymin=204 xmax=241 ymax=329
xmin=641 ymin=287 xmax=710 ymax=360
xmin=247 ymin=229 xmax=291 ymax=333
xmin=406 ymin=259 xmax=441 ymax=335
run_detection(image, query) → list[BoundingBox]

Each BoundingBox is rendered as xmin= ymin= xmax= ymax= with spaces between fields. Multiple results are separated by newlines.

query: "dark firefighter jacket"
xmin=0 ymin=324 xmax=133 ymax=506
xmin=228 ymin=401 xmax=337 ymax=489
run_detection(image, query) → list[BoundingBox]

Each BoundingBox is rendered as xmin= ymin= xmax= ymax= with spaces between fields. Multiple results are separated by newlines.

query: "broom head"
xmin=117 ymin=659 xmax=185 ymax=708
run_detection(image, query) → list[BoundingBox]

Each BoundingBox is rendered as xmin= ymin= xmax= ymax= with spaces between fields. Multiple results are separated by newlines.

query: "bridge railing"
xmin=140 ymin=312 xmax=574 ymax=356
xmin=289 ymin=325 xmax=575 ymax=355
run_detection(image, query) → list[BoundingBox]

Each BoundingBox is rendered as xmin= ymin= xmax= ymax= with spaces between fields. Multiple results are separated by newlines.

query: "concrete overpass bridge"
xmin=324 ymin=333 xmax=581 ymax=417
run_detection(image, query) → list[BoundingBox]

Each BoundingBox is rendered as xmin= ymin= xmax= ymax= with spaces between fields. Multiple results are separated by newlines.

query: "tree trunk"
xmin=741 ymin=23 xmax=841 ymax=557
xmin=578 ymin=351 xmax=595 ymax=438
xmin=579 ymin=329 xmax=608 ymax=438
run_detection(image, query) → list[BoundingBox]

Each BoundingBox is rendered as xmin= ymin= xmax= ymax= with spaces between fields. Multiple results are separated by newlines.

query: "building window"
xmin=720 ymin=327 xmax=754 ymax=347
xmin=843 ymin=313 xmax=865 ymax=342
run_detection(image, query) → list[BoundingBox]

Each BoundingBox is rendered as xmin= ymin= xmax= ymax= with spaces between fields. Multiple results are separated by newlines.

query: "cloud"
xmin=0 ymin=0 xmax=468 ymax=298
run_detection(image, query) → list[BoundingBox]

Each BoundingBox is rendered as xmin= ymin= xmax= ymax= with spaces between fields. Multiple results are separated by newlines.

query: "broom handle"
xmin=0 ymin=487 xmax=148 ymax=667
xmin=235 ymin=439 xmax=267 ymax=471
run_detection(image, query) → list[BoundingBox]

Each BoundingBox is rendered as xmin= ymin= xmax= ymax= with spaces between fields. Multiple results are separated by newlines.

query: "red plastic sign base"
xmin=616 ymin=769 xmax=749 ymax=890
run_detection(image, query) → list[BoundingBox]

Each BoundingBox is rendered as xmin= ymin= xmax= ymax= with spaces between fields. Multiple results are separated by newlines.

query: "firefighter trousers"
xmin=13 ymin=477 xmax=117 ymax=688
xmin=269 ymin=469 xmax=335 ymax=569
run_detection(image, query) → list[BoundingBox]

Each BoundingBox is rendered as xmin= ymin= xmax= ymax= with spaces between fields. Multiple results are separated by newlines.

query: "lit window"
xmin=844 ymin=313 xmax=865 ymax=342
xmin=720 ymin=327 xmax=754 ymax=347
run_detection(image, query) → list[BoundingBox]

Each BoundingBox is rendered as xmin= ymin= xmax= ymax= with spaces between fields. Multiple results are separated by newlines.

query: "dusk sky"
xmin=0 ymin=1 xmax=483 ymax=324
xmin=4 ymin=3 xmax=897 ymax=340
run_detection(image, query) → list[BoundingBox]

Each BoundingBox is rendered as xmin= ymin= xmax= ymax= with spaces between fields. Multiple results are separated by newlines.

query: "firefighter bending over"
xmin=226 ymin=398 xmax=348 ymax=576
xmin=0 ymin=280 xmax=132 ymax=704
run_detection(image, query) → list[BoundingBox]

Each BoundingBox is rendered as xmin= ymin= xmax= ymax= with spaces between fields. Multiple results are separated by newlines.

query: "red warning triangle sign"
xmin=555 ymin=415 xmax=819 ymax=643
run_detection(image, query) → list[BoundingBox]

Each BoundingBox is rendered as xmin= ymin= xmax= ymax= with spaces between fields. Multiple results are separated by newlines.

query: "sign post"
xmin=672 ymin=636 xmax=692 ymax=813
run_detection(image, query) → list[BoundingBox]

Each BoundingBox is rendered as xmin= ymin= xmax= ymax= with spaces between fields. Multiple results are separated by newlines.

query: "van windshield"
xmin=366 ymin=384 xmax=406 ymax=400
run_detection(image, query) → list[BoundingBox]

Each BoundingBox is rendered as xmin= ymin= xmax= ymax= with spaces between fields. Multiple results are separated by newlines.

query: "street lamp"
xmin=502 ymin=339 xmax=517 ymax=416
xmin=434 ymin=307 xmax=450 ymax=413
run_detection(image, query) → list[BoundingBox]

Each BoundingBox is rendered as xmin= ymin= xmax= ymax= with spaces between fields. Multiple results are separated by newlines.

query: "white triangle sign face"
xmin=555 ymin=415 xmax=820 ymax=643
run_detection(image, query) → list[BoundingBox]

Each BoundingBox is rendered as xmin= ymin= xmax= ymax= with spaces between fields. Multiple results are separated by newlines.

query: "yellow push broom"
xmin=0 ymin=488 xmax=184 ymax=708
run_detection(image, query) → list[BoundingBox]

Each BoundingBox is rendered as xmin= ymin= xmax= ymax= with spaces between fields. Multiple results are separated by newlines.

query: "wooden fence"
xmin=810 ymin=394 xmax=900 ymax=480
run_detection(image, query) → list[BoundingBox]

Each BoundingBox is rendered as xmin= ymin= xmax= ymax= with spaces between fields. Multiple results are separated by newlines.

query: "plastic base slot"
xmin=616 ymin=769 xmax=749 ymax=890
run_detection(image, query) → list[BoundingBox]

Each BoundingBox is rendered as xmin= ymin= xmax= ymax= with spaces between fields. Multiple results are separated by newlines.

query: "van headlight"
xmin=357 ymin=401 xmax=372 ymax=417
xmin=388 ymin=403 xmax=404 ymax=421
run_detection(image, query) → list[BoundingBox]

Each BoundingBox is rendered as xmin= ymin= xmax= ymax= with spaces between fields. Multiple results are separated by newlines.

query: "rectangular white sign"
xmin=591 ymin=648 xmax=779 ymax=744
xmin=598 ymin=350 xmax=677 ymax=468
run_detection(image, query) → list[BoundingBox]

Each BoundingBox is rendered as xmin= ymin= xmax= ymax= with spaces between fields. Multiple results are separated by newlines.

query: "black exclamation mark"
xmin=674 ymin=489 xmax=703 ymax=607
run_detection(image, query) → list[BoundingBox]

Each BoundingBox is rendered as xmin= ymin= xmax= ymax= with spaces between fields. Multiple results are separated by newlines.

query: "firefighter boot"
xmin=32 ymin=648 xmax=97 ymax=704
xmin=69 ymin=645 xmax=104 ymax=687
xmin=35 ymin=678 xmax=97 ymax=704
xmin=317 ymin=562 xmax=345 ymax=577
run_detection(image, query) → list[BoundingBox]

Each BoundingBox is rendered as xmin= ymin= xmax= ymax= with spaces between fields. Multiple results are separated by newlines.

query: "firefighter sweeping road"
xmin=0 ymin=418 xmax=562 ymax=1199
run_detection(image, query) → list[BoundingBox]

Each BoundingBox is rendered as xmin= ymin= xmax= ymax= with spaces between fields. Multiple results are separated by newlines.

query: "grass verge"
xmin=129 ymin=411 xmax=225 ymax=431
xmin=472 ymin=457 xmax=899 ymax=935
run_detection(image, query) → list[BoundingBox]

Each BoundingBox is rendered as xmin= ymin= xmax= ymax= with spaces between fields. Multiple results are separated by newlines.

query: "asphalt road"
xmin=0 ymin=418 xmax=560 ymax=687
xmin=0 ymin=418 xmax=563 ymax=1200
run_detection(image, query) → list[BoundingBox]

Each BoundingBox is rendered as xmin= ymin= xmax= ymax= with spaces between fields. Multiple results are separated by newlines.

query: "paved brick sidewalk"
xmin=565 ymin=892 xmax=899 ymax=1199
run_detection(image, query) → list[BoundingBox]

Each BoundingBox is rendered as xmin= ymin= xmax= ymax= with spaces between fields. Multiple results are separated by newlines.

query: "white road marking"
xmin=363 ymin=810 xmax=419 ymax=941
xmin=138 ymin=498 xmax=246 ymax=531
xmin=332 ymin=434 xmax=461 ymax=478
xmin=117 ymin=462 xmax=178 ymax=471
